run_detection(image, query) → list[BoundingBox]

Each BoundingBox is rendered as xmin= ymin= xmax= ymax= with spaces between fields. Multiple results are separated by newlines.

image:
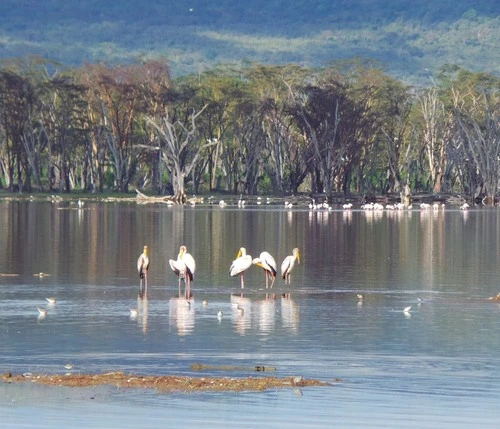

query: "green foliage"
xmin=0 ymin=1 xmax=498 ymax=83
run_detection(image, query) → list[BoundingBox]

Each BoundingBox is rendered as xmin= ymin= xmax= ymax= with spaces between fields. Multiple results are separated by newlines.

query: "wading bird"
xmin=169 ymin=245 xmax=196 ymax=298
xmin=229 ymin=247 xmax=252 ymax=289
xmin=252 ymin=251 xmax=277 ymax=288
xmin=137 ymin=245 xmax=150 ymax=299
xmin=281 ymin=248 xmax=300 ymax=285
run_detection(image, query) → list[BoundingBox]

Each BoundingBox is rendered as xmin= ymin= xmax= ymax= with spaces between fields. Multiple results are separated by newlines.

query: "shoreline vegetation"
xmin=1 ymin=371 xmax=334 ymax=393
xmin=0 ymin=188 xmax=474 ymax=207
xmin=0 ymin=61 xmax=497 ymax=205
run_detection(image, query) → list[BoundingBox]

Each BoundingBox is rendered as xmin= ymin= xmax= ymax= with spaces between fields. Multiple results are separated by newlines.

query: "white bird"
xmin=169 ymin=245 xmax=196 ymax=299
xmin=34 ymin=272 xmax=50 ymax=278
xmin=129 ymin=308 xmax=138 ymax=317
xmin=252 ymin=251 xmax=277 ymax=289
xmin=219 ymin=200 xmax=227 ymax=208
xmin=77 ymin=199 xmax=84 ymax=208
xmin=202 ymin=299 xmax=209 ymax=306
xmin=217 ymin=310 xmax=223 ymax=321
xmin=229 ymin=247 xmax=252 ymax=289
xmin=281 ymin=248 xmax=300 ymax=285
xmin=357 ymin=293 xmax=363 ymax=300
xmin=404 ymin=306 xmax=412 ymax=314
xmin=37 ymin=307 xmax=48 ymax=317
xmin=460 ymin=203 xmax=469 ymax=210
xmin=45 ymin=297 xmax=56 ymax=304
xmin=137 ymin=245 xmax=150 ymax=299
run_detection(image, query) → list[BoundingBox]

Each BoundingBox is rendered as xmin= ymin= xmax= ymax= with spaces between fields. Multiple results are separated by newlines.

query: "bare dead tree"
xmin=146 ymin=104 xmax=216 ymax=202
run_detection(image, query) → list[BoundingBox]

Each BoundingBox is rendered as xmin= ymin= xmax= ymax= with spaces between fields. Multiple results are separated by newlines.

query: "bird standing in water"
xmin=252 ymin=251 xmax=277 ymax=288
xmin=137 ymin=245 xmax=150 ymax=299
xmin=281 ymin=247 xmax=300 ymax=285
xmin=229 ymin=247 xmax=252 ymax=289
xmin=169 ymin=245 xmax=196 ymax=298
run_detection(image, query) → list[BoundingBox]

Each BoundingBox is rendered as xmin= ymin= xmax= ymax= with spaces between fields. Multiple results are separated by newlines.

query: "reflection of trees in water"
xmin=169 ymin=297 xmax=195 ymax=336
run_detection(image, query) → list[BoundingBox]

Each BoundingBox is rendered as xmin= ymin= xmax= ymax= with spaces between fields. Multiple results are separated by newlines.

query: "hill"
xmin=0 ymin=0 xmax=498 ymax=83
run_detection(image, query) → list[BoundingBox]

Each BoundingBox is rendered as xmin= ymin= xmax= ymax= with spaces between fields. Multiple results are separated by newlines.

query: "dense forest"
xmin=0 ymin=58 xmax=498 ymax=204
xmin=0 ymin=1 xmax=498 ymax=82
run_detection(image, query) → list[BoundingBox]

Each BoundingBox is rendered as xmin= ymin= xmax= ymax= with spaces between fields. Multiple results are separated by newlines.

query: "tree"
xmin=146 ymin=83 xmax=216 ymax=201
xmin=455 ymin=88 xmax=500 ymax=204
xmin=0 ymin=69 xmax=37 ymax=192
xmin=39 ymin=74 xmax=87 ymax=192
xmin=417 ymin=87 xmax=454 ymax=193
xmin=81 ymin=64 xmax=146 ymax=193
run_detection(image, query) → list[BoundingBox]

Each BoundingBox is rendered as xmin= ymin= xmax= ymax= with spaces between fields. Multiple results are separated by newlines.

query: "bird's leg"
xmin=144 ymin=273 xmax=148 ymax=299
xmin=265 ymin=271 xmax=269 ymax=289
xmin=178 ymin=278 xmax=182 ymax=298
xmin=241 ymin=272 xmax=245 ymax=289
xmin=270 ymin=275 xmax=275 ymax=289
xmin=139 ymin=278 xmax=143 ymax=299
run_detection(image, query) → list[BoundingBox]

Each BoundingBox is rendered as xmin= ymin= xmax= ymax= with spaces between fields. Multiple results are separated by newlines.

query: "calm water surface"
xmin=1 ymin=200 xmax=500 ymax=428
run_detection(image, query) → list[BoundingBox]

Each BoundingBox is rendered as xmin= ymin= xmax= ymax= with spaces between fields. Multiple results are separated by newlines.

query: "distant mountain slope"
xmin=0 ymin=0 xmax=498 ymax=83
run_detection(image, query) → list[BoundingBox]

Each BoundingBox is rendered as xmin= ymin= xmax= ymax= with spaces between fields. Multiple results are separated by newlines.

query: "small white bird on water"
xmin=404 ymin=306 xmax=412 ymax=314
xmin=37 ymin=307 xmax=48 ymax=317
xmin=217 ymin=310 xmax=223 ymax=321
xmin=129 ymin=308 xmax=138 ymax=317
xmin=46 ymin=297 xmax=56 ymax=304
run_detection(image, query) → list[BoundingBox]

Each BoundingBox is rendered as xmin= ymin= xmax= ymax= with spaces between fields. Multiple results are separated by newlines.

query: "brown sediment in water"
xmin=1 ymin=371 xmax=335 ymax=393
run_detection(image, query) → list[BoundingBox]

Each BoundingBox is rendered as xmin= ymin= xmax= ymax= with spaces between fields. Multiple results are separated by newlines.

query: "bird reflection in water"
xmin=137 ymin=295 xmax=149 ymax=334
xmin=256 ymin=298 xmax=275 ymax=333
xmin=169 ymin=297 xmax=195 ymax=336
xmin=281 ymin=295 xmax=299 ymax=333
xmin=230 ymin=295 xmax=251 ymax=335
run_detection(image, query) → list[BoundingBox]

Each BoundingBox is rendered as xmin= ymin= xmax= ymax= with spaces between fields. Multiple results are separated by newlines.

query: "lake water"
xmin=1 ymin=200 xmax=500 ymax=428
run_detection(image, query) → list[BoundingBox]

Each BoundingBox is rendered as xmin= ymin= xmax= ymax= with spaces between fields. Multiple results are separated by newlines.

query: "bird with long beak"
xmin=281 ymin=247 xmax=300 ymax=285
xmin=229 ymin=247 xmax=252 ymax=289
xmin=137 ymin=245 xmax=150 ymax=298
xmin=252 ymin=251 xmax=277 ymax=288
xmin=169 ymin=245 xmax=196 ymax=298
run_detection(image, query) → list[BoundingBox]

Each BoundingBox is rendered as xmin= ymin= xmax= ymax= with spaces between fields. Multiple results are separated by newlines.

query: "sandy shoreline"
xmin=1 ymin=371 xmax=335 ymax=393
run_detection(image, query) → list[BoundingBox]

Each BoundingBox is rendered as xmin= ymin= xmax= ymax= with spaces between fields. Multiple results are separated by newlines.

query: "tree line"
xmin=0 ymin=58 xmax=498 ymax=203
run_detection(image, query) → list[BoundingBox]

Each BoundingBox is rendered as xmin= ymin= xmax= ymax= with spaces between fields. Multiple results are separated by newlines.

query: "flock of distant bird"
xmin=137 ymin=245 xmax=301 ymax=299
xmin=205 ymin=196 xmax=471 ymax=211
